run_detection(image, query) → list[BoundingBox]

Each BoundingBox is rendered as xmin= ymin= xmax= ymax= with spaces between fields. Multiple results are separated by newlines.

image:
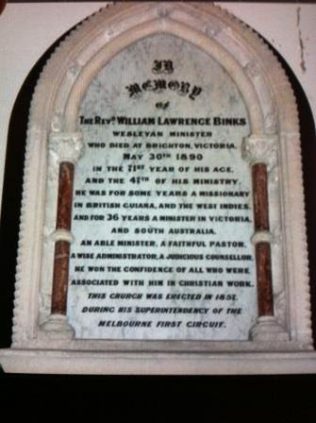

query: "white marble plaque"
xmin=68 ymin=34 xmax=256 ymax=340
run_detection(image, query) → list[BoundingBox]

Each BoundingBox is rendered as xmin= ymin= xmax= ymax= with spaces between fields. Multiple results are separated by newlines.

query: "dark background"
xmin=1 ymin=0 xmax=316 ymax=418
xmin=4 ymin=0 xmax=316 ymax=3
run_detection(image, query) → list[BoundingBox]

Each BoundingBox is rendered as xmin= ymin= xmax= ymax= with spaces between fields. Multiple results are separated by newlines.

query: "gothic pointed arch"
xmin=10 ymin=2 xmax=311 ymax=354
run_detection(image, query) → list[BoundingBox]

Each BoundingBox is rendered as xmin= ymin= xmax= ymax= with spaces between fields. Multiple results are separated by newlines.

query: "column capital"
xmin=49 ymin=131 xmax=84 ymax=164
xmin=242 ymin=134 xmax=278 ymax=170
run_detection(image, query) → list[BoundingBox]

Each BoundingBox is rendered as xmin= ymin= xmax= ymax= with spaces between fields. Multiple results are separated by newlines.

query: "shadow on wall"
xmin=0 ymin=21 xmax=315 ymax=348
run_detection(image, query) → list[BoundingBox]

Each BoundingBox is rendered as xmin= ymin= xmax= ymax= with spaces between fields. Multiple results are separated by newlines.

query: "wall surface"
xmin=0 ymin=1 xmax=315 ymax=224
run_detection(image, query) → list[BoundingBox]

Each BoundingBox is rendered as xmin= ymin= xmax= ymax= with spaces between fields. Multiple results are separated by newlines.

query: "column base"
xmin=250 ymin=316 xmax=290 ymax=342
xmin=40 ymin=314 xmax=75 ymax=339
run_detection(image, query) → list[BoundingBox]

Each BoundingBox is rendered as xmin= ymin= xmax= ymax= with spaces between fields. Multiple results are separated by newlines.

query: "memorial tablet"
xmin=69 ymin=34 xmax=256 ymax=340
xmin=1 ymin=2 xmax=315 ymax=374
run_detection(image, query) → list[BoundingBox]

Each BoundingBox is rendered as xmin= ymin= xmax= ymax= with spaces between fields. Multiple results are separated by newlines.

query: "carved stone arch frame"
xmin=9 ymin=2 xmax=313 ymax=366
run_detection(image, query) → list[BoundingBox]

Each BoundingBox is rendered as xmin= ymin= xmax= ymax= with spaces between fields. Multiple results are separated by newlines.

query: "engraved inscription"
xmin=67 ymin=34 xmax=256 ymax=340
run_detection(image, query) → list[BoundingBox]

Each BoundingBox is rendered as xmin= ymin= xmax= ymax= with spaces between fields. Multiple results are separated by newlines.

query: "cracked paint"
xmin=297 ymin=7 xmax=306 ymax=73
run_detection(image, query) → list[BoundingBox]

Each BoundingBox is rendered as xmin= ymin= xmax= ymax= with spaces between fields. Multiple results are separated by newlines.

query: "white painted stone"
xmin=1 ymin=349 xmax=316 ymax=375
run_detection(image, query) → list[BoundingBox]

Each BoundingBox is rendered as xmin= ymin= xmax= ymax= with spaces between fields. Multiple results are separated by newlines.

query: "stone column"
xmin=41 ymin=132 xmax=84 ymax=338
xmin=242 ymin=135 xmax=289 ymax=342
